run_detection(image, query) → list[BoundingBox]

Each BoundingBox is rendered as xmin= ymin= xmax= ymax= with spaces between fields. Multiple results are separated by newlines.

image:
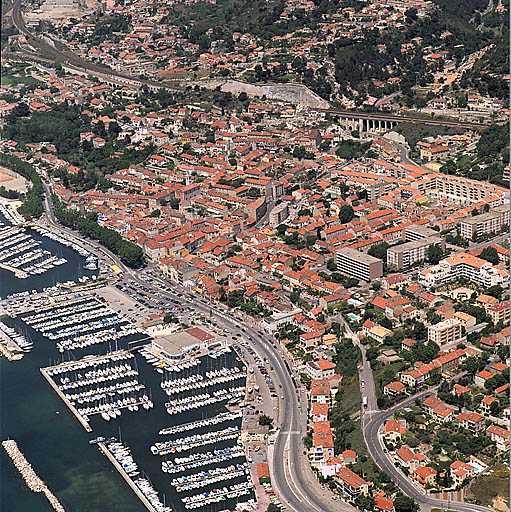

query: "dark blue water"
xmin=0 ymin=225 xmax=95 ymax=298
xmin=0 ymin=218 xmax=144 ymax=512
xmin=1 ymin=218 xmax=253 ymax=512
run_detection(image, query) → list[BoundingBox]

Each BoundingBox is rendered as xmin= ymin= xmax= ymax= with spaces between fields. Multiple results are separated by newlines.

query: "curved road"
xmin=338 ymin=309 xmax=492 ymax=512
xmin=12 ymin=0 xmax=487 ymax=131
xmin=11 ymin=0 xmax=179 ymax=91
xmin=364 ymin=392 xmax=492 ymax=512
xmin=39 ymin=183 xmax=354 ymax=512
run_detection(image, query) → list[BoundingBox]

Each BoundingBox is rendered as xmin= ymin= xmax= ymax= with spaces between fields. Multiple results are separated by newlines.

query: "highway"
xmin=39 ymin=182 xmax=354 ymax=512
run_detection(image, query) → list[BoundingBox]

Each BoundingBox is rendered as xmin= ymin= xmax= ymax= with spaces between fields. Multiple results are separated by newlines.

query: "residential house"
xmin=412 ymin=466 xmax=437 ymax=488
xmin=456 ymin=412 xmax=485 ymax=433
xmin=383 ymin=419 xmax=407 ymax=442
xmin=384 ymin=381 xmax=406 ymax=397
xmin=335 ymin=467 xmax=370 ymax=498
xmin=450 ymin=461 xmax=475 ymax=486
xmin=306 ymin=359 xmax=336 ymax=380
xmin=395 ymin=446 xmax=426 ymax=469
xmin=486 ymin=425 xmax=510 ymax=451
xmin=310 ymin=379 xmax=332 ymax=406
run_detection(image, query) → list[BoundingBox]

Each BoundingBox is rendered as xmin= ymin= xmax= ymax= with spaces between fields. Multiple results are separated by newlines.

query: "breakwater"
xmin=2 ymin=439 xmax=66 ymax=512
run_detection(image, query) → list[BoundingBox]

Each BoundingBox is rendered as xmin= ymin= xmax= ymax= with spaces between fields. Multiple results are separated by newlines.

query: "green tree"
xmin=368 ymin=242 xmax=389 ymax=260
xmin=338 ymin=204 xmax=354 ymax=224
xmin=479 ymin=246 xmax=499 ymax=265
xmin=259 ymin=415 xmax=273 ymax=427
xmin=355 ymin=494 xmax=375 ymax=511
xmin=326 ymin=258 xmax=337 ymax=271
xmin=426 ymin=244 xmax=443 ymax=264
xmin=394 ymin=495 xmax=418 ymax=512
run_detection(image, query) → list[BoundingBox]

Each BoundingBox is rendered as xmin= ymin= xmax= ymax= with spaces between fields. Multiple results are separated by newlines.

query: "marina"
xmin=0 ymin=213 xmax=145 ymax=512
xmin=41 ymin=344 xmax=256 ymax=511
xmin=0 ymin=320 xmax=30 ymax=359
xmin=0 ymin=224 xmax=68 ymax=278
xmin=20 ymin=293 xmax=142 ymax=352
xmin=1 ymin=213 xmax=256 ymax=512
xmin=42 ymin=350 xmax=152 ymax=430
xmin=2 ymin=439 xmax=66 ymax=512
xmin=99 ymin=440 xmax=171 ymax=512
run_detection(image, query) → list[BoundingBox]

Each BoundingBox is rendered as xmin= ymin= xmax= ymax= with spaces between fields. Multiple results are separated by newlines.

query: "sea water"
xmin=0 ymin=217 xmax=253 ymax=512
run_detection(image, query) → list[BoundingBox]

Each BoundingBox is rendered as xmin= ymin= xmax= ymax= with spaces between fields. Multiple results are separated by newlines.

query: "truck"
xmin=362 ymin=396 xmax=368 ymax=408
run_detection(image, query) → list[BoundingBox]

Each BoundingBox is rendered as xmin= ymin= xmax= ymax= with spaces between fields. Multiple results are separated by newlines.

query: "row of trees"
xmin=52 ymin=195 xmax=145 ymax=268
xmin=0 ymin=153 xmax=43 ymax=219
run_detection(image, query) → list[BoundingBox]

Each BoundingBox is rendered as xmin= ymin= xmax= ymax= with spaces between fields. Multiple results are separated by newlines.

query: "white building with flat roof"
xmin=419 ymin=253 xmax=509 ymax=288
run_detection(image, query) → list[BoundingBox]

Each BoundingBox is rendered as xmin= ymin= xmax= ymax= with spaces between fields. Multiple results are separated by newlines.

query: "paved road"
xmin=39 ymin=182 xmax=354 ymax=512
xmin=42 ymin=176 xmax=500 ymax=512
xmin=11 ymin=0 xmax=490 ymax=132
xmin=363 ymin=391 xmax=492 ymax=512
xmin=11 ymin=0 xmax=180 ymax=92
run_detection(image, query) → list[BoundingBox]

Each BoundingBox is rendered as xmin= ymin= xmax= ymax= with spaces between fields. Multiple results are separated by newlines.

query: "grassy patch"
xmin=347 ymin=423 xmax=381 ymax=482
xmin=468 ymin=464 xmax=510 ymax=507
xmin=340 ymin=377 xmax=361 ymax=415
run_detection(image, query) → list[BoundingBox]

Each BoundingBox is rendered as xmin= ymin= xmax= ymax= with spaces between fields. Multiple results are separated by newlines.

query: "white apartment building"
xmin=387 ymin=236 xmax=444 ymax=269
xmin=269 ymin=202 xmax=289 ymax=227
xmin=428 ymin=319 xmax=464 ymax=347
xmin=419 ymin=253 xmax=509 ymax=288
xmin=460 ymin=204 xmax=510 ymax=240
xmin=335 ymin=247 xmax=383 ymax=282
xmin=411 ymin=173 xmax=509 ymax=205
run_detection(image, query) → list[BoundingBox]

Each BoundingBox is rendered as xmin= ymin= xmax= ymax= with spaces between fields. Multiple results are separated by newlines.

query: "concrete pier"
xmin=0 ymin=262 xmax=28 ymax=278
xmin=97 ymin=442 xmax=159 ymax=512
xmin=40 ymin=367 xmax=93 ymax=432
xmin=0 ymin=327 xmax=24 ymax=360
xmin=0 ymin=341 xmax=23 ymax=361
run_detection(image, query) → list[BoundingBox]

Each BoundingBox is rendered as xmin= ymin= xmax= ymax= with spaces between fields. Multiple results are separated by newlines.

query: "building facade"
xmin=335 ymin=247 xmax=383 ymax=282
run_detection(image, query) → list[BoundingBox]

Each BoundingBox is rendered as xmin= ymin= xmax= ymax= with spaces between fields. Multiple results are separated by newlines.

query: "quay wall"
xmin=40 ymin=368 xmax=92 ymax=432
xmin=97 ymin=442 xmax=159 ymax=512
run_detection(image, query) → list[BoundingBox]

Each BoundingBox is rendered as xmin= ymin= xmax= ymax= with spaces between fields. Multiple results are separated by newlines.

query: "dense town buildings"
xmin=1 ymin=0 xmax=510 ymax=507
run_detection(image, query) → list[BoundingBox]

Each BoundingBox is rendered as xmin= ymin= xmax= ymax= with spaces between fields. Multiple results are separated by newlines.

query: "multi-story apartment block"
xmin=411 ymin=173 xmax=508 ymax=205
xmin=460 ymin=205 xmax=510 ymax=240
xmin=427 ymin=319 xmax=464 ymax=347
xmin=335 ymin=247 xmax=383 ymax=282
xmin=269 ymin=202 xmax=289 ymax=227
xmin=419 ymin=253 xmax=509 ymax=288
xmin=403 ymin=224 xmax=440 ymax=242
xmin=487 ymin=301 xmax=510 ymax=325
xmin=387 ymin=236 xmax=444 ymax=269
